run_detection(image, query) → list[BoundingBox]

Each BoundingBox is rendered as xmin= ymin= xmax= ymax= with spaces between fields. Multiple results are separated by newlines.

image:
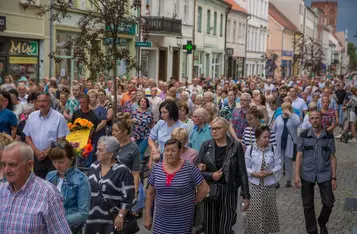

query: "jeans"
xmin=301 ymin=178 xmax=335 ymax=233
xmin=281 ymin=152 xmax=293 ymax=181
xmin=338 ymin=104 xmax=344 ymax=126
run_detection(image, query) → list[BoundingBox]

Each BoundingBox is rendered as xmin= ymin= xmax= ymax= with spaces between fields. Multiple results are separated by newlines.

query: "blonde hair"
xmin=0 ymin=133 xmax=14 ymax=151
xmin=171 ymin=128 xmax=189 ymax=145
xmin=87 ymin=89 xmax=98 ymax=98
xmin=114 ymin=112 xmax=134 ymax=135
xmin=210 ymin=117 xmax=229 ymax=130
xmin=281 ymin=102 xmax=293 ymax=112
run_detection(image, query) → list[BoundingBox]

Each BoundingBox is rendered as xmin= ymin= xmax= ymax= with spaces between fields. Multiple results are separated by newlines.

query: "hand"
xmin=261 ymin=171 xmax=272 ymax=177
xmin=212 ymin=169 xmax=223 ymax=181
xmin=144 ymin=215 xmax=153 ymax=230
xmin=253 ymin=171 xmax=264 ymax=178
xmin=242 ymin=199 xmax=250 ymax=211
xmin=197 ymin=163 xmax=206 ymax=171
xmin=295 ymin=176 xmax=301 ymax=188
xmin=114 ymin=215 xmax=124 ymax=232
xmin=36 ymin=151 xmax=47 ymax=161
xmin=147 ymin=159 xmax=153 ymax=170
xmin=332 ymin=179 xmax=337 ymax=190
xmin=151 ymin=148 xmax=160 ymax=162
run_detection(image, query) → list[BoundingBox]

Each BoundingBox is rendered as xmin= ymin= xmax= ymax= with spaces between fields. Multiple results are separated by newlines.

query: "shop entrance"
xmin=0 ymin=57 xmax=6 ymax=78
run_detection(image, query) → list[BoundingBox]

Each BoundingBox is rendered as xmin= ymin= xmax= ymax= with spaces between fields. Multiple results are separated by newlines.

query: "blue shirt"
xmin=273 ymin=107 xmax=301 ymax=120
xmin=189 ymin=123 xmax=212 ymax=152
xmin=23 ymin=109 xmax=70 ymax=151
xmin=149 ymin=120 xmax=188 ymax=153
xmin=0 ymin=108 xmax=18 ymax=135
xmin=46 ymin=167 xmax=91 ymax=228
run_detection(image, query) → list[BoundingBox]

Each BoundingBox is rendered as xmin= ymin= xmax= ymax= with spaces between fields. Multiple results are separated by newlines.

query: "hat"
xmin=18 ymin=77 xmax=28 ymax=83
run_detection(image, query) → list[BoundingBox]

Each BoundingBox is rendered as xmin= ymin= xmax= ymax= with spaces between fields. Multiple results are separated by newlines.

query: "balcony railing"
xmin=144 ymin=16 xmax=182 ymax=35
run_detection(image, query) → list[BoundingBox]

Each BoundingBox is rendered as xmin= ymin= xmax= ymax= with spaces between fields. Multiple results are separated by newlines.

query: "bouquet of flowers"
xmin=66 ymin=118 xmax=94 ymax=158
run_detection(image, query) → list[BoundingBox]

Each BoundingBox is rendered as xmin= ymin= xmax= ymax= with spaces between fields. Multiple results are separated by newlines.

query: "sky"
xmin=305 ymin=0 xmax=357 ymax=46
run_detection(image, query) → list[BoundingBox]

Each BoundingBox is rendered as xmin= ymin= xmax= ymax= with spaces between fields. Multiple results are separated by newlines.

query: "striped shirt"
xmin=0 ymin=173 xmax=71 ymax=234
xmin=242 ymin=127 xmax=277 ymax=148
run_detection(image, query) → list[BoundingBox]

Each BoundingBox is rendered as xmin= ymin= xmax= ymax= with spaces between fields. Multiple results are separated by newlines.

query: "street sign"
xmin=184 ymin=40 xmax=196 ymax=54
xmin=135 ymin=41 xmax=152 ymax=47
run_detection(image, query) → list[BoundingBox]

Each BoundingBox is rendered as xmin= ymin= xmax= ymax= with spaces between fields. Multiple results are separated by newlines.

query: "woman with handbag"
xmin=85 ymin=136 xmax=137 ymax=234
xmin=144 ymin=138 xmax=209 ymax=234
xmin=195 ymin=117 xmax=250 ymax=234
xmin=46 ymin=140 xmax=91 ymax=234
xmin=273 ymin=102 xmax=300 ymax=187
xmin=243 ymin=125 xmax=282 ymax=234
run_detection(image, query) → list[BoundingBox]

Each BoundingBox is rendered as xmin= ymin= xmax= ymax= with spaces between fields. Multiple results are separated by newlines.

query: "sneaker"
xmin=335 ymin=134 xmax=342 ymax=139
xmin=285 ymin=181 xmax=292 ymax=187
xmin=275 ymin=183 xmax=280 ymax=189
xmin=348 ymin=138 xmax=357 ymax=143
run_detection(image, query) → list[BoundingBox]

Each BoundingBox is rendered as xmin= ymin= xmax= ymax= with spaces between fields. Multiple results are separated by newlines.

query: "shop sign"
xmin=103 ymin=38 xmax=127 ymax=47
xmin=105 ymin=23 xmax=136 ymax=35
xmin=136 ymin=41 xmax=152 ymax=47
xmin=282 ymin=50 xmax=293 ymax=57
xmin=9 ymin=56 xmax=38 ymax=64
xmin=9 ymin=40 xmax=38 ymax=56
xmin=0 ymin=16 xmax=6 ymax=31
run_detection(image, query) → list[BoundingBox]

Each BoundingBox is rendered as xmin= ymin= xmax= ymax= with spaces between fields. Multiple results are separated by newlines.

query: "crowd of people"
xmin=0 ymin=73 xmax=356 ymax=234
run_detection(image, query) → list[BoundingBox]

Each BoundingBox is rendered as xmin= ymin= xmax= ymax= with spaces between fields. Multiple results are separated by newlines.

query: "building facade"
xmin=140 ymin=0 xmax=194 ymax=82
xmin=336 ymin=30 xmax=349 ymax=75
xmin=236 ymin=0 xmax=269 ymax=77
xmin=225 ymin=0 xmax=248 ymax=78
xmin=0 ymin=0 xmax=49 ymax=81
xmin=311 ymin=0 xmax=338 ymax=33
xmin=194 ymin=0 xmax=229 ymax=79
xmin=267 ymin=2 xmax=301 ymax=78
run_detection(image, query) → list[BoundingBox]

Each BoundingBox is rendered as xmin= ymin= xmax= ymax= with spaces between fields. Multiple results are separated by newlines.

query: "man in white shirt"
xmin=188 ymin=78 xmax=203 ymax=94
xmin=23 ymin=93 xmax=69 ymax=179
xmin=289 ymin=87 xmax=308 ymax=119
xmin=17 ymin=83 xmax=29 ymax=105
xmin=148 ymin=87 xmax=163 ymax=123
xmin=145 ymin=78 xmax=161 ymax=97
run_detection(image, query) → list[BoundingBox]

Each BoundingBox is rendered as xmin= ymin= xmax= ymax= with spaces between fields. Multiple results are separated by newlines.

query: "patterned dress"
xmin=132 ymin=109 xmax=153 ymax=140
xmin=149 ymin=161 xmax=203 ymax=234
xmin=243 ymin=150 xmax=280 ymax=234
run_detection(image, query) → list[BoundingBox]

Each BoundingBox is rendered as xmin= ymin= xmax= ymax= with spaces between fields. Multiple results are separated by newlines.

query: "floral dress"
xmin=132 ymin=109 xmax=153 ymax=141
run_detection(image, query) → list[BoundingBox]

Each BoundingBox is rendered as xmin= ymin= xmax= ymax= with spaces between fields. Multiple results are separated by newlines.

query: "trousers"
xmin=203 ymin=185 xmax=238 ymax=234
xmin=34 ymin=156 xmax=55 ymax=179
xmin=301 ymin=178 xmax=335 ymax=233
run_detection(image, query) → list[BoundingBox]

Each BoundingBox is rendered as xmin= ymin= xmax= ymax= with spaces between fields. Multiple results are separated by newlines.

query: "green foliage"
xmin=348 ymin=42 xmax=357 ymax=70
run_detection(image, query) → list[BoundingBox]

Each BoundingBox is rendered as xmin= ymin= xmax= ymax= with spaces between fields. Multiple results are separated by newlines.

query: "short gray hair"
xmin=98 ymin=136 xmax=120 ymax=154
xmin=241 ymin=93 xmax=251 ymax=101
xmin=193 ymin=107 xmax=209 ymax=123
xmin=3 ymin=141 xmax=34 ymax=163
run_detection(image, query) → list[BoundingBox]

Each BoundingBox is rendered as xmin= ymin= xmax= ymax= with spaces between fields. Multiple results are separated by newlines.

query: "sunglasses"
xmin=51 ymin=141 xmax=66 ymax=149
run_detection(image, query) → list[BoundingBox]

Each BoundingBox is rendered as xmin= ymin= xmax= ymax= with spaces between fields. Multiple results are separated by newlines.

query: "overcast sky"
xmin=305 ymin=0 xmax=357 ymax=45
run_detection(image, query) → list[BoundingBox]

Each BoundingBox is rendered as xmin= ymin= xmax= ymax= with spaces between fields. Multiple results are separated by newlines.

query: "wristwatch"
xmin=118 ymin=213 xmax=124 ymax=218
xmin=331 ymin=177 xmax=337 ymax=181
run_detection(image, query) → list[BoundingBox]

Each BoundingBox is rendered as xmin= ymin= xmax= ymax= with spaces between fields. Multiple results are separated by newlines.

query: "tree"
xmin=348 ymin=42 xmax=357 ymax=71
xmin=293 ymin=36 xmax=325 ymax=75
xmin=22 ymin=0 xmax=149 ymax=116
xmin=265 ymin=53 xmax=278 ymax=77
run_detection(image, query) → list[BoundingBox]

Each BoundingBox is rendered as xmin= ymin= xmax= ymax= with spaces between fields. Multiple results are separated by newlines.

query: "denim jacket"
xmin=46 ymin=167 xmax=91 ymax=227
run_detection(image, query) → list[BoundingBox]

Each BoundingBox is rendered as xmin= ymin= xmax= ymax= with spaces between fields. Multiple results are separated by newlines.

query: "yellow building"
xmin=0 ymin=0 xmax=50 ymax=81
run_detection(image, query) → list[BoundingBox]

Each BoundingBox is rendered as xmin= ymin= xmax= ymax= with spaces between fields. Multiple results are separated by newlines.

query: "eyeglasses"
xmin=51 ymin=141 xmax=66 ymax=149
xmin=192 ymin=115 xmax=203 ymax=119
xmin=210 ymin=126 xmax=224 ymax=132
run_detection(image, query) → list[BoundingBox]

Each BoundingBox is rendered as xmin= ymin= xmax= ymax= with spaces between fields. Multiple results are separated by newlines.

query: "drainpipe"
xmin=244 ymin=14 xmax=251 ymax=77
xmin=191 ymin=0 xmax=197 ymax=81
xmin=136 ymin=5 xmax=141 ymax=78
xmin=49 ymin=0 xmax=54 ymax=79
xmin=224 ymin=4 xmax=232 ymax=78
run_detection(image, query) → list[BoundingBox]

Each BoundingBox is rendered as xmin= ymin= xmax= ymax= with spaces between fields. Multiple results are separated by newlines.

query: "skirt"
xmin=243 ymin=183 xmax=280 ymax=234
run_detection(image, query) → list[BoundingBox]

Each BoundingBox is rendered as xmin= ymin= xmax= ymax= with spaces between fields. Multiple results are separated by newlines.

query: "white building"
xmin=225 ymin=0 xmax=249 ymax=78
xmin=336 ymin=30 xmax=350 ymax=75
xmin=193 ymin=0 xmax=229 ymax=79
xmin=235 ymin=0 xmax=269 ymax=77
xmin=328 ymin=31 xmax=342 ymax=75
xmin=140 ymin=0 xmax=194 ymax=82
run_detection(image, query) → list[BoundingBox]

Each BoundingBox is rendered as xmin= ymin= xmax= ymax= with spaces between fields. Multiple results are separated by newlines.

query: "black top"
xmin=72 ymin=109 xmax=100 ymax=128
xmin=215 ymin=143 xmax=227 ymax=184
xmin=335 ymin=89 xmax=347 ymax=105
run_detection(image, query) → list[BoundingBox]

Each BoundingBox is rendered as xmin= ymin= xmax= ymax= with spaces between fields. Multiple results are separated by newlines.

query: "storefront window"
xmin=211 ymin=53 xmax=221 ymax=79
xmin=8 ymin=39 xmax=39 ymax=81
xmin=193 ymin=51 xmax=203 ymax=77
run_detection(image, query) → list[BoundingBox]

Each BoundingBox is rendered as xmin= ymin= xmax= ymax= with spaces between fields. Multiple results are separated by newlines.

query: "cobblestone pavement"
xmin=137 ymin=141 xmax=357 ymax=234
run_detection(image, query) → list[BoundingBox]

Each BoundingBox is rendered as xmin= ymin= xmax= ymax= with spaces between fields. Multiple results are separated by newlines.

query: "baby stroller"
xmin=340 ymin=105 xmax=354 ymax=143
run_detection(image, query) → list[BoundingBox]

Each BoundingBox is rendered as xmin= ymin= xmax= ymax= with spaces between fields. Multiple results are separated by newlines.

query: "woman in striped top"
xmin=242 ymin=107 xmax=277 ymax=148
xmin=144 ymin=139 xmax=209 ymax=234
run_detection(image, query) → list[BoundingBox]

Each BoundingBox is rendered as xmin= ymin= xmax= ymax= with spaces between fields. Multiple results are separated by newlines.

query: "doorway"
xmin=172 ymin=48 xmax=180 ymax=80
xmin=159 ymin=49 xmax=167 ymax=82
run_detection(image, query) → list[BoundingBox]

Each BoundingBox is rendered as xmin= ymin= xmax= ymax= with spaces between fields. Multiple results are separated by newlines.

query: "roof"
xmin=335 ymin=32 xmax=345 ymax=47
xmin=268 ymin=2 xmax=300 ymax=33
xmin=224 ymin=0 xmax=248 ymax=14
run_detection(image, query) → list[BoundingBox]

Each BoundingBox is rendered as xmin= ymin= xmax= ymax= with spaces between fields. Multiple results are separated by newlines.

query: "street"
xmin=137 ymin=141 xmax=357 ymax=234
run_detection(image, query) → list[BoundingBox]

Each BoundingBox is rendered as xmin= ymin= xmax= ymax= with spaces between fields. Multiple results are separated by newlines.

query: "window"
xmin=213 ymin=12 xmax=217 ymax=35
xmin=220 ymin=14 xmax=224 ymax=37
xmin=184 ymin=0 xmax=188 ymax=23
xmin=207 ymin=10 xmax=211 ymax=34
xmin=242 ymin=23 xmax=246 ymax=38
xmin=174 ymin=0 xmax=180 ymax=18
xmin=238 ymin=23 xmax=242 ymax=38
xmin=197 ymin=7 xmax=202 ymax=32
xmin=159 ymin=0 xmax=165 ymax=16
xmin=227 ymin=20 xmax=231 ymax=41
xmin=233 ymin=21 xmax=236 ymax=42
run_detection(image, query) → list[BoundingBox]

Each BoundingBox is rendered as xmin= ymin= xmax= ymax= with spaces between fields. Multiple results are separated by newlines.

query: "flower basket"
xmin=66 ymin=118 xmax=94 ymax=158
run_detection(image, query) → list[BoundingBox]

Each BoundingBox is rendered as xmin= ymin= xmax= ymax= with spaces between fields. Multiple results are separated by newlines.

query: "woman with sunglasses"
xmin=243 ymin=125 xmax=281 ymax=234
xmin=195 ymin=117 xmax=250 ymax=234
xmin=46 ymin=140 xmax=91 ymax=234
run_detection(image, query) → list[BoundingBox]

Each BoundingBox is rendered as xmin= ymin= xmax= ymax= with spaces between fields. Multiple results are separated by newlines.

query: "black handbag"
xmin=204 ymin=183 xmax=220 ymax=201
xmin=115 ymin=213 xmax=140 ymax=234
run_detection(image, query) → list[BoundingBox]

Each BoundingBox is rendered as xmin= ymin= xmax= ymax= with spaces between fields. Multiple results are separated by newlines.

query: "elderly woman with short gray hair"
xmin=85 ymin=136 xmax=136 ymax=234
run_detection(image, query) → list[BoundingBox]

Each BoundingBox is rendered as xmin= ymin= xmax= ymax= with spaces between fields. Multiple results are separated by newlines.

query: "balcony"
xmin=144 ymin=16 xmax=182 ymax=36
